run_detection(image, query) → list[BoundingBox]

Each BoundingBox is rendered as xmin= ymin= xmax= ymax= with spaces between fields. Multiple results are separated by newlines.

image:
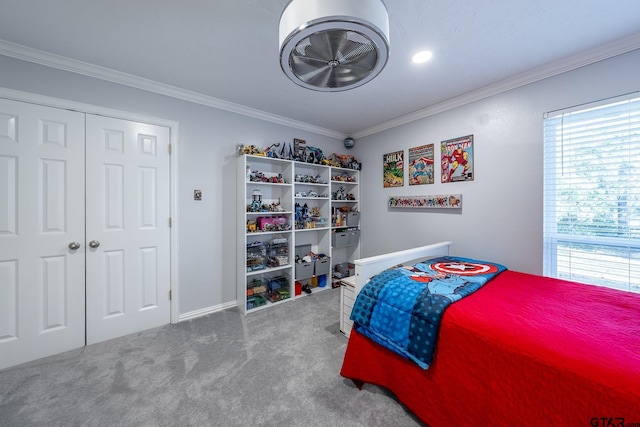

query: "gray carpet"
xmin=0 ymin=288 xmax=423 ymax=426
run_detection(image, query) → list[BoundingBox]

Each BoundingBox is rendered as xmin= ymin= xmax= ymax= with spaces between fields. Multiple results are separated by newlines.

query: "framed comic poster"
xmin=408 ymin=144 xmax=434 ymax=185
xmin=441 ymin=134 xmax=474 ymax=183
xmin=383 ymin=150 xmax=404 ymax=187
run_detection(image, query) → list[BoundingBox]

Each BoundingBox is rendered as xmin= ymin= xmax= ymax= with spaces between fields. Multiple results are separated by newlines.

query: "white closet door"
xmin=85 ymin=115 xmax=171 ymax=345
xmin=0 ymin=98 xmax=86 ymax=370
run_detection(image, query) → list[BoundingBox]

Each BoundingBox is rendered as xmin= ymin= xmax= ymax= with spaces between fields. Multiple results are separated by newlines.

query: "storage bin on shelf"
xmin=332 ymin=229 xmax=359 ymax=248
xmin=246 ymin=278 xmax=268 ymax=309
xmin=314 ymin=257 xmax=331 ymax=276
xmin=246 ymin=278 xmax=267 ymax=296
xmin=295 ymin=244 xmax=314 ymax=279
xmin=256 ymin=215 xmax=290 ymax=232
xmin=246 ymin=241 xmax=267 ymax=272
xmin=246 ymin=294 xmax=267 ymax=309
xmin=267 ymin=237 xmax=289 ymax=267
xmin=332 ymin=208 xmax=358 ymax=228
xmin=334 ymin=262 xmax=355 ymax=277
xmin=348 ymin=229 xmax=360 ymax=245
xmin=295 ymin=244 xmax=330 ymax=279
xmin=265 ymin=276 xmax=290 ymax=302
xmin=295 ymin=261 xmax=314 ymax=279
xmin=346 ymin=212 xmax=360 ymax=227
xmin=247 ymin=237 xmax=289 ymax=272
xmin=332 ymin=230 xmax=349 ymax=248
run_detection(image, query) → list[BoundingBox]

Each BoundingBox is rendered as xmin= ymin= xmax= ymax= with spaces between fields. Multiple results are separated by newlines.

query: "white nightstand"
xmin=339 ymin=275 xmax=356 ymax=337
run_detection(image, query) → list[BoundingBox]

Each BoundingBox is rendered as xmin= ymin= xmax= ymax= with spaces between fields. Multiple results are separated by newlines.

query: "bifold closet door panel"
xmin=0 ymin=97 xmax=86 ymax=370
xmin=85 ymin=114 xmax=171 ymax=345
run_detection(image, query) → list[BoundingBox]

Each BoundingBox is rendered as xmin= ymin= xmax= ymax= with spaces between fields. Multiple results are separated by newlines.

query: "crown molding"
xmin=352 ymin=32 xmax=640 ymax=139
xmin=2 ymin=32 xmax=639 ymax=141
xmin=0 ymin=39 xmax=346 ymax=140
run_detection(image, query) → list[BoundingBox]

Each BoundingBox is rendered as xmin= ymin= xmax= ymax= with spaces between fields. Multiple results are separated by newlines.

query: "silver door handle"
xmin=68 ymin=242 xmax=81 ymax=250
xmin=89 ymin=240 xmax=101 ymax=248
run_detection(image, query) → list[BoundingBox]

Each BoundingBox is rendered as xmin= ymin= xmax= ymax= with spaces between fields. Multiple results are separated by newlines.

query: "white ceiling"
xmin=1 ymin=0 xmax=639 ymax=139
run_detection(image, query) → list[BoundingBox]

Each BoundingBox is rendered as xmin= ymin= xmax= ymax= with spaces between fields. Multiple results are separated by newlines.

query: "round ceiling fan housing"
xmin=279 ymin=0 xmax=390 ymax=92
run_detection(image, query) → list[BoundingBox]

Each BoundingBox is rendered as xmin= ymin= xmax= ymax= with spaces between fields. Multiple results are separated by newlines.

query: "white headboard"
xmin=353 ymin=241 xmax=452 ymax=295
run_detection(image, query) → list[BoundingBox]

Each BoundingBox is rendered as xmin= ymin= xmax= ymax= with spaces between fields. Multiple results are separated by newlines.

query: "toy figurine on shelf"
xmin=264 ymin=143 xmax=281 ymax=158
xmin=238 ymin=144 xmax=264 ymax=156
xmin=306 ymin=146 xmax=325 ymax=164
xmin=322 ymin=156 xmax=341 ymax=167
xmin=271 ymin=200 xmax=285 ymax=212
xmin=327 ymin=153 xmax=361 ymax=170
xmin=332 ymin=186 xmax=346 ymax=200
xmin=250 ymin=188 xmax=263 ymax=212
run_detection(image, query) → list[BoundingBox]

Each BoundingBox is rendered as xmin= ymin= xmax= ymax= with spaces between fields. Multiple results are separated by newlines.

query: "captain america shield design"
xmin=431 ymin=261 xmax=499 ymax=275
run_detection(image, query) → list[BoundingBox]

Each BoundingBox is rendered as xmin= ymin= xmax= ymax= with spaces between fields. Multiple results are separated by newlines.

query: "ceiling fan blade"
xmin=290 ymin=55 xmax=332 ymax=82
xmin=340 ymin=50 xmax=377 ymax=71
xmin=336 ymin=36 xmax=376 ymax=64
xmin=305 ymin=67 xmax=336 ymax=88
xmin=306 ymin=32 xmax=336 ymax=62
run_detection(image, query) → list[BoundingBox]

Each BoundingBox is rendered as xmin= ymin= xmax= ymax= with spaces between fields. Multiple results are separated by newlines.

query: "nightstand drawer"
xmin=343 ymin=289 xmax=355 ymax=309
xmin=340 ymin=278 xmax=356 ymax=337
xmin=342 ymin=313 xmax=353 ymax=337
xmin=343 ymin=300 xmax=353 ymax=318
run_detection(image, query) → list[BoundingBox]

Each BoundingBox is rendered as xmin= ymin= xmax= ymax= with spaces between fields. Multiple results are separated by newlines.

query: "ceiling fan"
xmin=279 ymin=0 xmax=390 ymax=92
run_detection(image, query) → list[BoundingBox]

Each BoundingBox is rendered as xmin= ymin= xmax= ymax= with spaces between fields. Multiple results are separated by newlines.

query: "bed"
xmin=340 ymin=242 xmax=640 ymax=426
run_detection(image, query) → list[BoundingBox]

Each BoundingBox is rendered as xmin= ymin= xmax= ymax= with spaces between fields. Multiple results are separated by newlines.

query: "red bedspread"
xmin=340 ymin=270 xmax=640 ymax=426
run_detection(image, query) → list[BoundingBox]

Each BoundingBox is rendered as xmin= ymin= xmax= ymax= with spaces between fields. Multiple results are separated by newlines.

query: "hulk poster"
xmin=383 ymin=150 xmax=404 ymax=187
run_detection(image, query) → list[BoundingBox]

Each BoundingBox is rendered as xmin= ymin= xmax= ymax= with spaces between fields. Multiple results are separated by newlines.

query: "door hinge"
xmin=169 ymin=290 xmax=172 ymax=301
xmin=168 ymin=144 xmax=172 ymax=155
xmin=168 ymin=217 xmax=172 ymax=227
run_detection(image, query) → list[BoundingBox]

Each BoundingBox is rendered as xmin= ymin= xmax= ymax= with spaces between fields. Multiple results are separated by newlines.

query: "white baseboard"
xmin=178 ymin=300 xmax=238 ymax=322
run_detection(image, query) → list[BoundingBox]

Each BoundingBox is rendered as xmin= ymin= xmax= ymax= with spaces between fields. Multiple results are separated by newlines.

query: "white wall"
xmin=0 ymin=55 xmax=343 ymax=316
xmin=2 ymin=48 xmax=638 ymax=314
xmin=353 ymin=49 xmax=640 ymax=275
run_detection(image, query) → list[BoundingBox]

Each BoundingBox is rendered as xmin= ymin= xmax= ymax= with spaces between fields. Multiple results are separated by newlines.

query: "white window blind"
xmin=543 ymin=93 xmax=640 ymax=293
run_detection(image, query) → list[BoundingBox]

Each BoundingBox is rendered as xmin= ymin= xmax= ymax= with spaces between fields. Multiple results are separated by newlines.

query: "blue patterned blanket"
xmin=350 ymin=256 xmax=507 ymax=369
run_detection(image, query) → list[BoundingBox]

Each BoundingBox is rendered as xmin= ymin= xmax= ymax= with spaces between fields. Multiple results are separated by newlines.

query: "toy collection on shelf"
xmin=295 ymin=251 xmax=329 ymax=266
xmin=294 ymin=203 xmax=328 ymax=230
xmin=333 ymin=262 xmax=355 ymax=280
xmin=246 ymin=188 xmax=286 ymax=213
xmin=332 ymin=206 xmax=359 ymax=228
xmin=249 ymin=170 xmax=286 ymax=184
xmin=331 ymin=172 xmax=356 ymax=182
xmin=295 ymin=173 xmax=326 ymax=184
xmin=330 ymin=172 xmax=357 ymax=228
xmin=295 ymin=250 xmax=330 ymax=294
xmin=240 ymin=138 xmax=361 ymax=310
xmin=246 ymin=237 xmax=289 ymax=272
xmin=246 ymin=276 xmax=290 ymax=309
xmin=245 ymin=186 xmax=289 ymax=234
xmin=239 ymin=140 xmax=361 ymax=170
xmin=242 ymin=140 xmax=360 ymax=229
xmin=331 ymin=185 xmax=356 ymax=201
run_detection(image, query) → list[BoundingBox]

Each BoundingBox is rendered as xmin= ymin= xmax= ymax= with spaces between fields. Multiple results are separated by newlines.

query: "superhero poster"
xmin=383 ymin=150 xmax=404 ymax=187
xmin=441 ymin=135 xmax=474 ymax=183
xmin=408 ymin=144 xmax=434 ymax=185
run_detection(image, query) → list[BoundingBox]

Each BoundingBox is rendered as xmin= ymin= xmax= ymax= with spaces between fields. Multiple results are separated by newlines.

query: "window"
xmin=543 ymin=93 xmax=640 ymax=293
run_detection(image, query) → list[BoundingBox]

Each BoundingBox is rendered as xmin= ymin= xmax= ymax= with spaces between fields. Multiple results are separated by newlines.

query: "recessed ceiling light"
xmin=412 ymin=50 xmax=433 ymax=64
